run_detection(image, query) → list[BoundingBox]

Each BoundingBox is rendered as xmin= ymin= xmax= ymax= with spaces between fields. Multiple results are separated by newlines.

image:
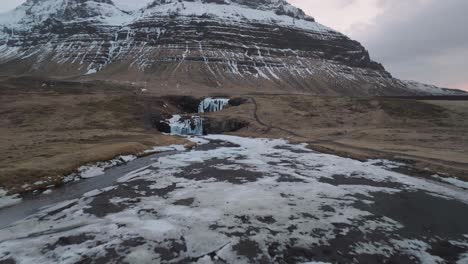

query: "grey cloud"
xmin=354 ymin=0 xmax=468 ymax=88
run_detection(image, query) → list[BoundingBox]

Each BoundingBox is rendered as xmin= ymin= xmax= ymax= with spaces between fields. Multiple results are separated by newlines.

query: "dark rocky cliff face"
xmin=0 ymin=0 xmax=443 ymax=95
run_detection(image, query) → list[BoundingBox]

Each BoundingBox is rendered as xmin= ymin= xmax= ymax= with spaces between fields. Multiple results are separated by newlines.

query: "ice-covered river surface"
xmin=1 ymin=135 xmax=468 ymax=264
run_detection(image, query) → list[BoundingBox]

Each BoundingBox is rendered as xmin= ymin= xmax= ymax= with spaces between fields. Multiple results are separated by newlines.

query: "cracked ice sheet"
xmin=1 ymin=135 xmax=468 ymax=263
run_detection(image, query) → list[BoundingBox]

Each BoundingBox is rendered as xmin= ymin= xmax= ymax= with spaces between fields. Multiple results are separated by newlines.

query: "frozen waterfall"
xmin=198 ymin=98 xmax=230 ymax=113
xmin=167 ymin=97 xmax=231 ymax=136
xmin=169 ymin=115 xmax=203 ymax=136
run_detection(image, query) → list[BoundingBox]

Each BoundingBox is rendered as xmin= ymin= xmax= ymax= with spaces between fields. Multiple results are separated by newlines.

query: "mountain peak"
xmin=135 ymin=0 xmax=324 ymax=35
xmin=144 ymin=0 xmax=314 ymax=21
xmin=0 ymin=0 xmax=130 ymax=29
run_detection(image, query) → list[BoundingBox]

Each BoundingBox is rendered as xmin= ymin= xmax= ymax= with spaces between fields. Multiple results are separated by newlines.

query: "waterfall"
xmin=169 ymin=115 xmax=203 ymax=136
xmin=198 ymin=98 xmax=230 ymax=113
xmin=166 ymin=97 xmax=230 ymax=136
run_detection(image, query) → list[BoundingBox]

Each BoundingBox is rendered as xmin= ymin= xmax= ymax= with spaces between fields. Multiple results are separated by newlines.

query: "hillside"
xmin=0 ymin=0 xmax=464 ymax=95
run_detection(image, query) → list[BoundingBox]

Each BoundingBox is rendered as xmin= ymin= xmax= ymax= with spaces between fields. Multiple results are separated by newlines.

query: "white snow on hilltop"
xmin=136 ymin=0 xmax=334 ymax=33
xmin=113 ymin=0 xmax=151 ymax=11
xmin=403 ymin=80 xmax=467 ymax=96
xmin=0 ymin=0 xmax=133 ymax=29
xmin=0 ymin=0 xmax=333 ymax=33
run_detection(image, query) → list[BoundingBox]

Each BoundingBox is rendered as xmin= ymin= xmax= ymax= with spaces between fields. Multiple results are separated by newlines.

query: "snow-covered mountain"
xmin=0 ymin=0 xmax=463 ymax=95
xmin=0 ymin=0 xmax=132 ymax=33
xmin=403 ymin=80 xmax=467 ymax=96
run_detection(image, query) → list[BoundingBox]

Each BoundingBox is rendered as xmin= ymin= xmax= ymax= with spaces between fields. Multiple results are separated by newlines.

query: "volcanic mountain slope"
xmin=0 ymin=0 xmax=464 ymax=95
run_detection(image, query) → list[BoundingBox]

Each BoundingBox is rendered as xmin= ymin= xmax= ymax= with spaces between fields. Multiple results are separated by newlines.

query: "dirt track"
xmin=247 ymin=96 xmax=305 ymax=138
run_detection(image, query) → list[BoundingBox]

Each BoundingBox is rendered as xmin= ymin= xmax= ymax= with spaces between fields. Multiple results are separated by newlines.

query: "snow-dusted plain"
xmin=1 ymin=135 xmax=467 ymax=263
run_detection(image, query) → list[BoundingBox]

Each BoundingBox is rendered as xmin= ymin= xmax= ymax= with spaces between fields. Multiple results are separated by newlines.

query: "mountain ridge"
xmin=0 ymin=0 xmax=464 ymax=96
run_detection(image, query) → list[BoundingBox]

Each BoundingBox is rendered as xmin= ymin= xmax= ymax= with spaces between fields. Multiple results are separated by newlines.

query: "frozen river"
xmin=1 ymin=135 xmax=467 ymax=263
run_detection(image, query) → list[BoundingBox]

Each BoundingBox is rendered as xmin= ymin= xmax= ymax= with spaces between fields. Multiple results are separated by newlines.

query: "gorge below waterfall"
xmin=168 ymin=98 xmax=231 ymax=136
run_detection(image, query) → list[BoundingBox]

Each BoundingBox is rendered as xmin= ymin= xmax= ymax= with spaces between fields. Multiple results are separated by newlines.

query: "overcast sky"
xmin=1 ymin=0 xmax=467 ymax=90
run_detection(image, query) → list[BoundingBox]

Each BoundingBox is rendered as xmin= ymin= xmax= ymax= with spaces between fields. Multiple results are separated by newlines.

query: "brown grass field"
xmin=1 ymin=76 xmax=467 ymax=194
xmin=206 ymin=95 xmax=468 ymax=181
xmin=0 ymin=77 xmax=189 ymax=193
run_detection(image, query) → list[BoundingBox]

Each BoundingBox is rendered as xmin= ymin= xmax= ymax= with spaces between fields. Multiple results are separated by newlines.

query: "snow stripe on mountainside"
xmin=0 ymin=0 xmax=464 ymax=96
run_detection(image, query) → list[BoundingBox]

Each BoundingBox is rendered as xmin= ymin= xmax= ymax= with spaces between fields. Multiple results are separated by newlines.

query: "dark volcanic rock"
xmin=228 ymin=97 xmax=249 ymax=107
xmin=203 ymin=117 xmax=249 ymax=134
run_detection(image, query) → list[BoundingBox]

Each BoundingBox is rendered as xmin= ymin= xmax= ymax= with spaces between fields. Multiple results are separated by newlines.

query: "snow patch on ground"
xmin=64 ymin=155 xmax=136 ymax=181
xmin=433 ymin=175 xmax=468 ymax=190
xmin=365 ymin=159 xmax=406 ymax=169
xmin=79 ymin=165 xmax=105 ymax=179
xmin=85 ymin=69 xmax=97 ymax=75
xmin=0 ymin=189 xmax=21 ymax=209
xmin=391 ymin=239 xmax=444 ymax=264
xmin=42 ymin=189 xmax=53 ymax=195
xmin=1 ymin=135 xmax=467 ymax=263
xmin=187 ymin=136 xmax=210 ymax=145
xmin=144 ymin=144 xmax=186 ymax=153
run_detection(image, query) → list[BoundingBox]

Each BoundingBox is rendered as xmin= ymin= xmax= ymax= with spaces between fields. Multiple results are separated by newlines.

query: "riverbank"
xmin=0 ymin=79 xmax=194 ymax=195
